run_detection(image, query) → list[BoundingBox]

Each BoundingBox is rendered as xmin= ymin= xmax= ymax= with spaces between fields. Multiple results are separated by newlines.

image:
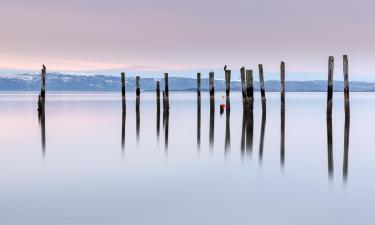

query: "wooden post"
xmin=136 ymin=76 xmax=140 ymax=97
xmin=240 ymin=67 xmax=246 ymax=99
xmin=197 ymin=73 xmax=201 ymax=98
xmin=156 ymin=81 xmax=160 ymax=99
xmin=280 ymin=62 xmax=285 ymax=112
xmin=163 ymin=74 xmax=169 ymax=111
xmin=38 ymin=64 xmax=46 ymax=155
xmin=135 ymin=76 xmax=140 ymax=143
xmin=41 ymin=65 xmax=46 ymax=98
xmin=121 ymin=72 xmax=126 ymax=111
xmin=225 ymin=70 xmax=231 ymax=97
xmin=245 ymin=69 xmax=254 ymax=111
xmin=164 ymin=73 xmax=169 ymax=98
xmin=245 ymin=70 xmax=254 ymax=100
xmin=327 ymin=56 xmax=334 ymax=116
xmin=258 ymin=64 xmax=266 ymax=111
xmin=343 ymin=55 xmax=350 ymax=116
xmin=156 ymin=81 xmax=161 ymax=140
xmin=209 ymin=72 xmax=214 ymax=97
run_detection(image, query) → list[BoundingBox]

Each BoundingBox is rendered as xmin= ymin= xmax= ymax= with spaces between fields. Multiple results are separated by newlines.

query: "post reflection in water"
xmin=121 ymin=102 xmax=126 ymax=152
xmin=38 ymin=98 xmax=46 ymax=156
xmin=245 ymin=110 xmax=254 ymax=157
xmin=326 ymin=115 xmax=333 ymax=178
xmin=163 ymin=107 xmax=169 ymax=153
xmin=343 ymin=111 xmax=350 ymax=183
xmin=209 ymin=96 xmax=215 ymax=151
xmin=156 ymin=96 xmax=160 ymax=141
xmin=224 ymin=97 xmax=231 ymax=155
xmin=197 ymin=97 xmax=201 ymax=151
xmin=259 ymin=111 xmax=266 ymax=163
xmin=136 ymin=97 xmax=140 ymax=143
xmin=281 ymin=105 xmax=285 ymax=168
xmin=241 ymin=110 xmax=246 ymax=158
xmin=240 ymin=109 xmax=253 ymax=159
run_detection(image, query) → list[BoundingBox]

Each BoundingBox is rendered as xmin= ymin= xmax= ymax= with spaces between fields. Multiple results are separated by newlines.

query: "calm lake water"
xmin=0 ymin=92 xmax=374 ymax=225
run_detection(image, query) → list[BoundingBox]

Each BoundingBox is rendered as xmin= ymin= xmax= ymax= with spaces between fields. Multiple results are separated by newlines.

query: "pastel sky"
xmin=0 ymin=0 xmax=375 ymax=80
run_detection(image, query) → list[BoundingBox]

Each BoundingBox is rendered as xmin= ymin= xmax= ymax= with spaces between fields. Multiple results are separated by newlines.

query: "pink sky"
xmin=1 ymin=0 xmax=375 ymax=79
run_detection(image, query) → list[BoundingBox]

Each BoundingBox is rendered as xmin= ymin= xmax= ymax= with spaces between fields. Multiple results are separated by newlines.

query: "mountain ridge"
xmin=0 ymin=73 xmax=374 ymax=92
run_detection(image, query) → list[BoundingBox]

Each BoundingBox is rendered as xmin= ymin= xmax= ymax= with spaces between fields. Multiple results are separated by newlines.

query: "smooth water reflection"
xmin=0 ymin=92 xmax=373 ymax=225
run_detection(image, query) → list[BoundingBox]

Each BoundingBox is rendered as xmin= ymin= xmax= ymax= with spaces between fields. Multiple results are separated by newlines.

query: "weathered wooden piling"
xmin=164 ymin=73 xmax=169 ymax=98
xmin=163 ymin=74 xmax=169 ymax=111
xmin=280 ymin=62 xmax=285 ymax=112
xmin=135 ymin=76 xmax=140 ymax=142
xmin=225 ymin=70 xmax=231 ymax=97
xmin=41 ymin=64 xmax=46 ymax=98
xmin=197 ymin=73 xmax=201 ymax=98
xmin=280 ymin=61 xmax=286 ymax=167
xmin=156 ymin=81 xmax=161 ymax=139
xmin=37 ymin=65 xmax=46 ymax=155
xmin=240 ymin=67 xmax=246 ymax=99
xmin=243 ymin=69 xmax=254 ymax=111
xmin=121 ymin=72 xmax=126 ymax=111
xmin=136 ymin=76 xmax=140 ymax=98
xmin=209 ymin=72 xmax=215 ymax=97
xmin=258 ymin=64 xmax=266 ymax=111
xmin=327 ymin=56 xmax=334 ymax=116
xmin=343 ymin=55 xmax=350 ymax=116
xmin=156 ymin=81 xmax=160 ymax=99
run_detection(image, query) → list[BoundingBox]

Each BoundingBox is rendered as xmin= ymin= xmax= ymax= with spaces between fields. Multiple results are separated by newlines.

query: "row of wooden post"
xmin=327 ymin=55 xmax=350 ymax=116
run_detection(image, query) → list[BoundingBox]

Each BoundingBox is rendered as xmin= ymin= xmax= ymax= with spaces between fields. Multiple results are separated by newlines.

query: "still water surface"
xmin=0 ymin=92 xmax=374 ymax=225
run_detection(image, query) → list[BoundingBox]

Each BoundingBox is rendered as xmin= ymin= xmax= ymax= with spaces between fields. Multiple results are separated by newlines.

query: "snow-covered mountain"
xmin=0 ymin=73 xmax=375 ymax=92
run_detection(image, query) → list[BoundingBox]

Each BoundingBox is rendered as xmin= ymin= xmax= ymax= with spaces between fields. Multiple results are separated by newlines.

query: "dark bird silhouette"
xmin=224 ymin=65 xmax=227 ymax=71
xmin=42 ymin=64 xmax=46 ymax=70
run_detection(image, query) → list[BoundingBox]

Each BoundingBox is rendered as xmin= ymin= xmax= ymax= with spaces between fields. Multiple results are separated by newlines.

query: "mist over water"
xmin=0 ymin=92 xmax=374 ymax=225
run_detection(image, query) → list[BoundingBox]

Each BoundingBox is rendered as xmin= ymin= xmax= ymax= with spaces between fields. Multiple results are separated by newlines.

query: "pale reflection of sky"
xmin=0 ymin=92 xmax=374 ymax=225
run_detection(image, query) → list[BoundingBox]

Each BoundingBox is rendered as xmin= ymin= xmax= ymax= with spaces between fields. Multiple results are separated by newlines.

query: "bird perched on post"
xmin=224 ymin=65 xmax=227 ymax=71
xmin=42 ymin=64 xmax=46 ymax=70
